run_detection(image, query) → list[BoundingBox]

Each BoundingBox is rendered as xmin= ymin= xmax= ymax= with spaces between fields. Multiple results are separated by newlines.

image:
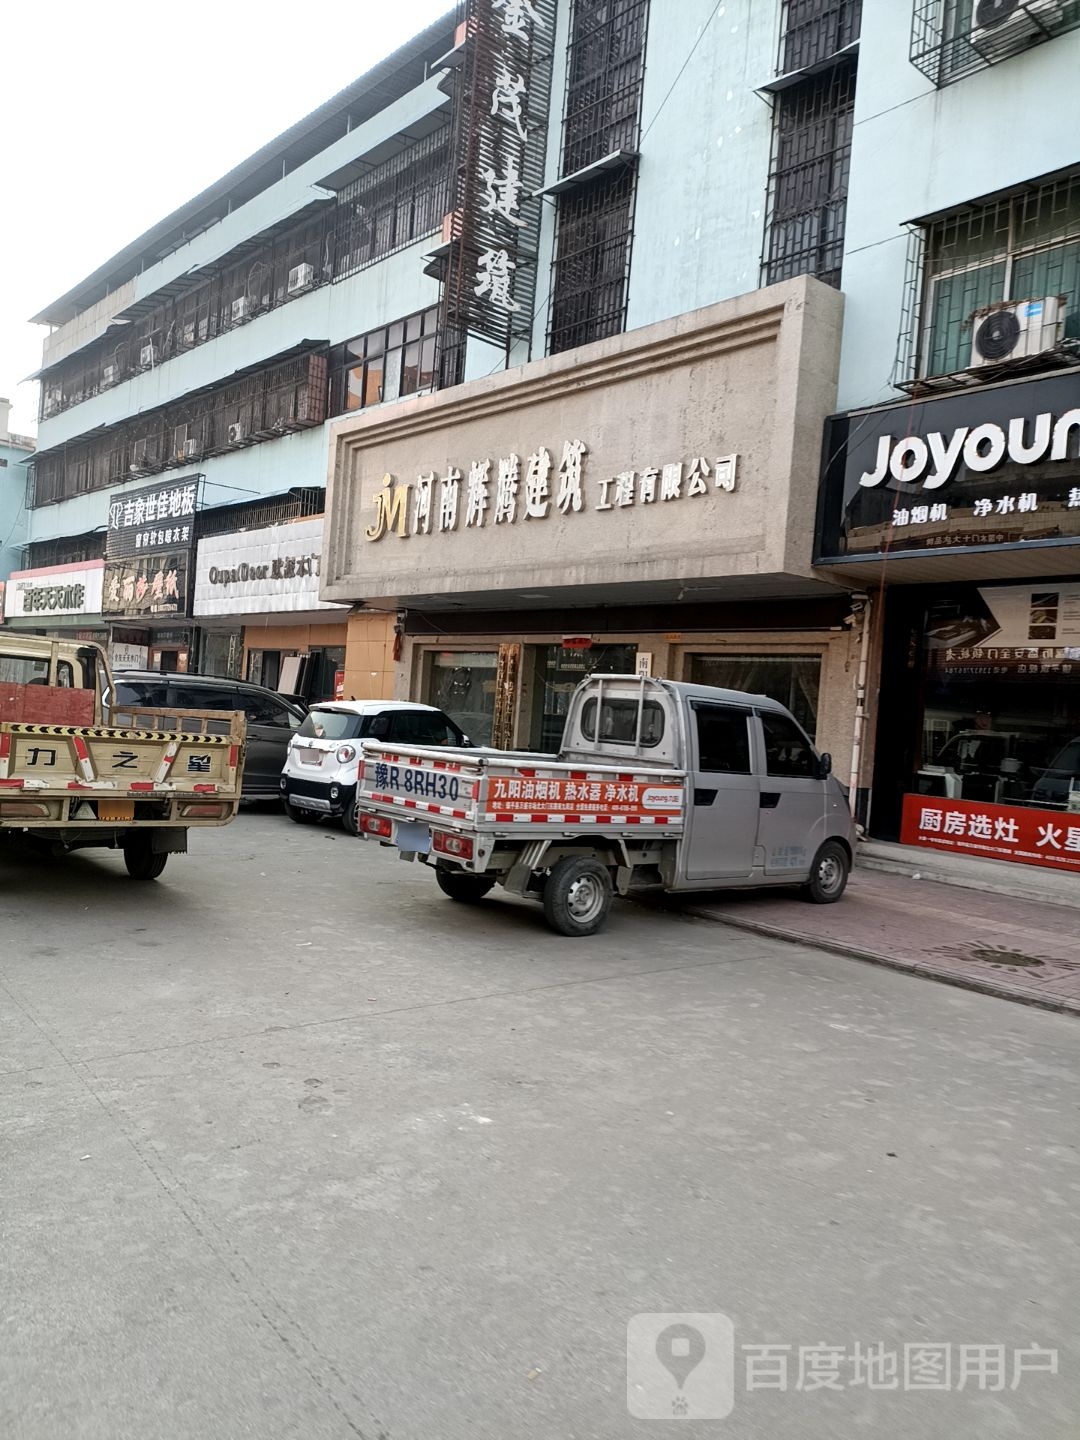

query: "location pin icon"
xmin=656 ymin=1323 xmax=706 ymax=1392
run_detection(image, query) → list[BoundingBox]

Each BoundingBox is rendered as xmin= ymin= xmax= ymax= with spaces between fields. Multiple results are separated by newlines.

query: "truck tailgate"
xmin=0 ymin=708 xmax=243 ymax=823
xmin=358 ymin=744 xmax=686 ymax=834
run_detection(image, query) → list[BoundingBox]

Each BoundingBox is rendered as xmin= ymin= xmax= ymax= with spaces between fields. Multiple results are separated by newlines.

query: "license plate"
xmin=98 ymin=800 xmax=135 ymax=821
xmin=394 ymin=821 xmax=431 ymax=854
xmin=297 ymin=749 xmax=324 ymax=766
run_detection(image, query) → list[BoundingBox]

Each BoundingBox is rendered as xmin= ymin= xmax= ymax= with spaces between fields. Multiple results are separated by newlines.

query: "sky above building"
xmin=0 ymin=0 xmax=454 ymax=437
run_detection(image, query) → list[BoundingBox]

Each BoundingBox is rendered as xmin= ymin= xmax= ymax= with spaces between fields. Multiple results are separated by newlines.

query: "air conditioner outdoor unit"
xmin=970 ymin=0 xmax=1067 ymax=57
xmin=287 ymin=262 xmax=315 ymax=294
xmin=139 ymin=343 xmax=157 ymax=369
xmin=969 ymin=296 xmax=1066 ymax=368
xmin=231 ymin=296 xmax=251 ymax=324
xmin=227 ymin=422 xmax=246 ymax=445
xmin=181 ymin=320 xmax=196 ymax=345
xmin=174 ymin=427 xmax=198 ymax=460
xmin=102 ymin=364 xmax=117 ymax=386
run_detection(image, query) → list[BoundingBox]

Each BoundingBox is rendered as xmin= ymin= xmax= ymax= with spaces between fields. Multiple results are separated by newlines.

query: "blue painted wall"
xmin=0 ymin=440 xmax=31 ymax=580
xmin=839 ymin=0 xmax=1080 ymax=412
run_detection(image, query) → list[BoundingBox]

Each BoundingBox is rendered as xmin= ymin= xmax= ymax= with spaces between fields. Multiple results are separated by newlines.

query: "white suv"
xmin=280 ymin=700 xmax=469 ymax=833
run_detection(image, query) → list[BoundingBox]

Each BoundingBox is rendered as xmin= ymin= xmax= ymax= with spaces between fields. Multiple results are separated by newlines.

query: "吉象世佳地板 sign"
xmin=364 ymin=442 xmax=739 ymax=542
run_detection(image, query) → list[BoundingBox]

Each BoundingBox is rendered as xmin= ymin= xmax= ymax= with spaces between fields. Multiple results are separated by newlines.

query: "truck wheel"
xmin=542 ymin=856 xmax=613 ymax=938
xmin=123 ymin=839 xmax=168 ymax=881
xmin=284 ymin=801 xmax=319 ymax=825
xmin=802 ymin=840 xmax=850 ymax=904
xmin=435 ymin=866 xmax=496 ymax=904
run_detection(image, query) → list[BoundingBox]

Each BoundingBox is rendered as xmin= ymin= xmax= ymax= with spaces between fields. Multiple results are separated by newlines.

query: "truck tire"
xmin=435 ymin=866 xmax=496 ymax=904
xmin=284 ymin=800 xmax=319 ymax=825
xmin=802 ymin=840 xmax=850 ymax=904
xmin=542 ymin=855 xmax=613 ymax=938
xmin=123 ymin=838 xmax=168 ymax=881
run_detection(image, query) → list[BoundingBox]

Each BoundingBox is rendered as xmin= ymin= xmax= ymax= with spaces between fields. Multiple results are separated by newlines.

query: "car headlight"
xmin=336 ymin=744 xmax=357 ymax=764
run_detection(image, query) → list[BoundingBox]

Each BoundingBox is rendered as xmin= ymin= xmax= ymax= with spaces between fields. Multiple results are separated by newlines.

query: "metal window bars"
xmin=333 ymin=128 xmax=451 ymax=282
xmin=21 ymin=532 xmax=106 ymax=570
xmin=893 ymin=167 xmax=1080 ymax=391
xmin=549 ymin=167 xmax=636 ymax=355
xmin=28 ymin=350 xmax=329 ymax=508
xmin=911 ymin=0 xmax=1080 ymax=89
xmin=777 ymin=0 xmax=862 ymax=74
xmin=561 ymin=0 xmax=650 ymax=176
xmin=192 ymin=489 xmax=326 ymax=540
xmin=762 ymin=61 xmax=856 ymax=291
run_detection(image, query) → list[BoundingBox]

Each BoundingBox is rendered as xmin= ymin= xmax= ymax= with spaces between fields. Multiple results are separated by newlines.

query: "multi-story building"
xmin=814 ymin=0 xmax=1080 ymax=880
xmin=0 ymin=399 xmax=33 ymax=620
xmin=18 ymin=15 xmax=460 ymax=694
xmin=323 ymin=0 xmax=868 ymax=777
xmin=20 ymin=0 xmax=872 ymax=789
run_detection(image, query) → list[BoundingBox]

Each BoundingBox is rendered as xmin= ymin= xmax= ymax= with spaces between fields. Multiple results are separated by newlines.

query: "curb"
xmin=676 ymin=905 xmax=1080 ymax=1019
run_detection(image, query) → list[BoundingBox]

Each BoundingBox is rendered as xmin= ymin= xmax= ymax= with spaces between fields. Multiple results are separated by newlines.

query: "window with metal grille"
xmin=194 ymin=489 xmax=325 ymax=540
xmin=327 ymin=306 xmax=440 ymax=418
xmin=911 ymin=0 xmax=1080 ymax=88
xmin=778 ymin=0 xmax=862 ymax=73
xmin=23 ymin=532 xmax=105 ymax=569
xmin=549 ymin=169 xmax=635 ymax=356
xmin=333 ymin=128 xmax=451 ymax=281
xmin=27 ymin=350 xmax=329 ymax=508
xmin=562 ymin=0 xmax=650 ymax=176
xmin=763 ymin=62 xmax=855 ymax=290
xmin=894 ymin=167 xmax=1080 ymax=388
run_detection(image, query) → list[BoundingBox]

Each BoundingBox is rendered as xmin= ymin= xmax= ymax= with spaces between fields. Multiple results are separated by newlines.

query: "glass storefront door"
xmin=687 ymin=654 xmax=821 ymax=737
xmin=912 ymin=588 xmax=1080 ymax=812
xmin=426 ymin=651 xmax=499 ymax=746
xmin=527 ymin=644 xmax=638 ymax=752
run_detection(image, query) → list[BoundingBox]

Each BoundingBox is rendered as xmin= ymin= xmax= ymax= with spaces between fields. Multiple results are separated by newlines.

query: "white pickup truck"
xmin=356 ymin=675 xmax=856 ymax=937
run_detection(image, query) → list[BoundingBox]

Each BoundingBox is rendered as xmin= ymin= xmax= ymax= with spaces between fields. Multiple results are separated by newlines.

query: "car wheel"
xmin=340 ymin=800 xmax=361 ymax=837
xmin=541 ymin=855 xmax=613 ymax=937
xmin=802 ymin=840 xmax=851 ymax=904
xmin=435 ymin=865 xmax=496 ymax=904
xmin=283 ymin=800 xmax=319 ymax=825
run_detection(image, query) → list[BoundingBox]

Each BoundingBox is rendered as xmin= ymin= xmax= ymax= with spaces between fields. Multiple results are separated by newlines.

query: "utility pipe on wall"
xmin=848 ymin=592 xmax=872 ymax=819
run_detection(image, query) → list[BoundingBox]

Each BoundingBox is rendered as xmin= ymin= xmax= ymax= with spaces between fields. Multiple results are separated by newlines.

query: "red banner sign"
xmin=901 ymin=794 xmax=1080 ymax=874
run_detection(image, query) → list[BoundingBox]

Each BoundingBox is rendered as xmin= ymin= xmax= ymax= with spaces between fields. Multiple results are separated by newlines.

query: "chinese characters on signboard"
xmin=901 ymin=795 xmax=1080 ymax=875
xmin=104 ymin=478 xmax=199 ymax=619
xmin=106 ymin=478 xmax=199 ymax=558
xmin=364 ymin=441 xmax=738 ymax=542
xmin=440 ymin=0 xmax=554 ymax=350
xmin=816 ymin=374 xmax=1080 ymax=560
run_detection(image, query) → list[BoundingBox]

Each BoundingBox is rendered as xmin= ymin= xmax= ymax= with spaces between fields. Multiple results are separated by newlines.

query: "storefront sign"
xmin=928 ymin=583 xmax=1080 ymax=676
xmin=440 ymin=0 xmax=554 ymax=349
xmin=816 ymin=373 xmax=1080 ymax=560
xmin=901 ymin=794 xmax=1080 ymax=875
xmin=110 ymin=642 xmax=149 ymax=671
xmin=364 ymin=445 xmax=739 ymax=542
xmin=6 ymin=561 xmax=105 ymax=619
xmin=193 ymin=518 xmax=345 ymax=616
xmin=107 ymin=478 xmax=200 ymax=558
xmin=103 ymin=551 xmax=189 ymax=618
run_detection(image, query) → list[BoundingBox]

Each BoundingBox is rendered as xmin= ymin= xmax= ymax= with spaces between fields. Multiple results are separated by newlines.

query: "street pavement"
xmin=1 ymin=812 xmax=1078 ymax=1439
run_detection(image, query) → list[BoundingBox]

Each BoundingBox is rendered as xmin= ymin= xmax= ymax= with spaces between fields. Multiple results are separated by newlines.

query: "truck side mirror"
xmin=818 ymin=752 xmax=833 ymax=779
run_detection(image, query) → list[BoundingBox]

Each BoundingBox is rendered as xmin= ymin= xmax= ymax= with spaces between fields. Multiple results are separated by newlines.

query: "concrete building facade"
xmin=816 ymin=0 xmax=1080 ymax=875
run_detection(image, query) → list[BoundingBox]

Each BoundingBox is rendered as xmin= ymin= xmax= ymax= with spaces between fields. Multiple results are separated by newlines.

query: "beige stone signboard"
xmin=323 ymin=275 xmax=843 ymax=607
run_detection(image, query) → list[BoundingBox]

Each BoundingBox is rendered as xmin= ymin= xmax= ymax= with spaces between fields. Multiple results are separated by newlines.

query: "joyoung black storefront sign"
xmin=816 ymin=373 xmax=1080 ymax=562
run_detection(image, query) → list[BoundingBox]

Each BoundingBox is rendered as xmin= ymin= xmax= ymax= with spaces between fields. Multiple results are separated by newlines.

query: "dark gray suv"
xmin=106 ymin=671 xmax=307 ymax=800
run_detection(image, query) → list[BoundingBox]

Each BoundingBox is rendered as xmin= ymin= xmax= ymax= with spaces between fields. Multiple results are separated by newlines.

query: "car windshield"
xmin=299 ymin=709 xmax=367 ymax=741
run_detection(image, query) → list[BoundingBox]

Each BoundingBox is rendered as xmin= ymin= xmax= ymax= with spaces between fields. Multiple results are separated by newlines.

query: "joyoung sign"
xmin=817 ymin=373 xmax=1080 ymax=561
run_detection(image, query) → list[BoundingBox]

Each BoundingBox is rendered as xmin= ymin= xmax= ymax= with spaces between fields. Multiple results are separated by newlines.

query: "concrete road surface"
xmin=1 ymin=813 xmax=1077 ymax=1439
